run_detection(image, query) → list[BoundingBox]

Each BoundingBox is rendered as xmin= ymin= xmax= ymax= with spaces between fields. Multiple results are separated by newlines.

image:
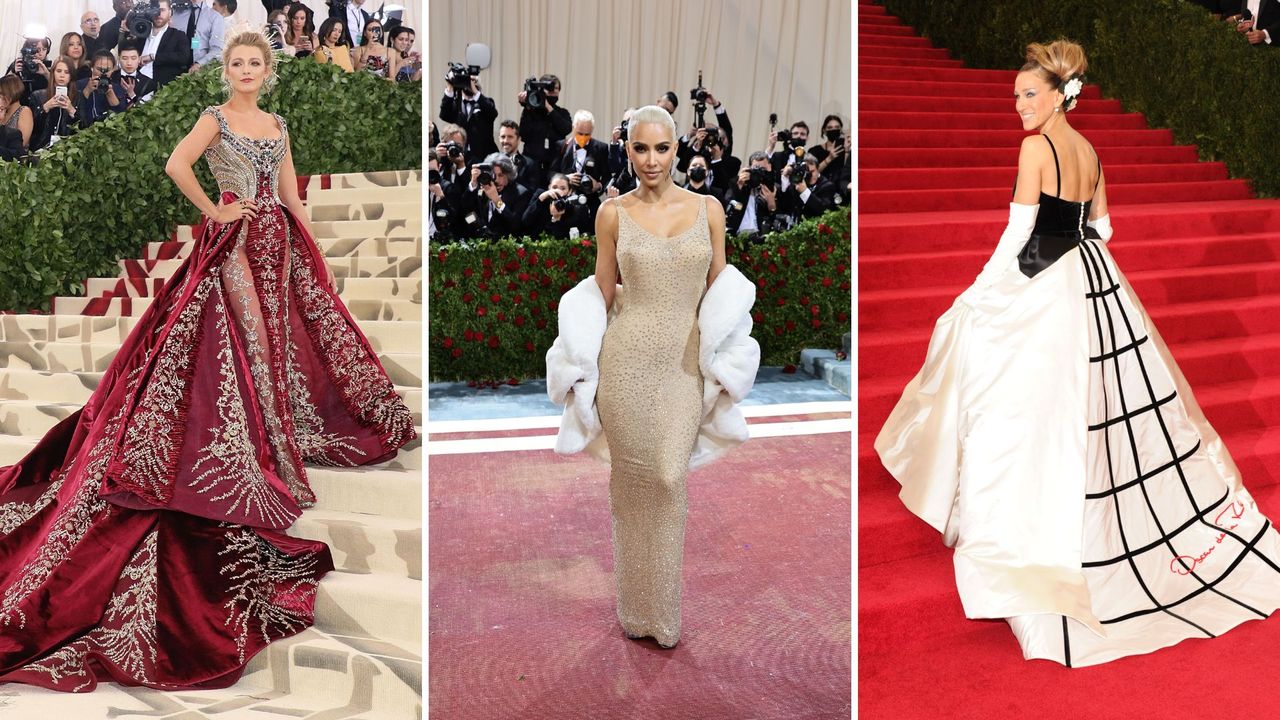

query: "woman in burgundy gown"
xmin=0 ymin=29 xmax=415 ymax=691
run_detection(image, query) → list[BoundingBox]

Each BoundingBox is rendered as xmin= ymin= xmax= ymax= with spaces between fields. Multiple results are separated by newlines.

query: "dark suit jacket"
xmin=770 ymin=146 xmax=807 ymax=175
xmin=521 ymin=189 xmax=592 ymax=239
xmin=510 ymin=152 xmax=544 ymax=193
xmin=1226 ymin=0 xmax=1280 ymax=42
xmin=149 ymin=27 xmax=193 ymax=87
xmin=551 ymin=138 xmax=611 ymax=200
xmin=27 ymin=90 xmax=79 ymax=150
xmin=458 ymin=181 xmax=532 ymax=240
xmin=708 ymin=154 xmax=742 ymax=196
xmin=684 ymin=181 xmax=725 ymax=206
xmin=519 ymin=104 xmax=573 ymax=169
xmin=111 ymin=70 xmax=158 ymax=106
xmin=438 ymin=92 xmax=498 ymax=163
xmin=723 ymin=185 xmax=778 ymax=236
xmin=783 ymin=174 xmax=841 ymax=218
xmin=100 ymin=15 xmax=129 ymax=53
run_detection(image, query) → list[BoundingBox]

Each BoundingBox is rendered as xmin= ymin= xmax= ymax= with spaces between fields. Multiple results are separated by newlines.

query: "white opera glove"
xmin=1087 ymin=213 xmax=1113 ymax=244
xmin=957 ymin=202 xmax=1039 ymax=306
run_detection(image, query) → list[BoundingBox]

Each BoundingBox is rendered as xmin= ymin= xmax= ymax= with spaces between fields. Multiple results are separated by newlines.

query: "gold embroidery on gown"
xmin=598 ymin=196 xmax=710 ymax=647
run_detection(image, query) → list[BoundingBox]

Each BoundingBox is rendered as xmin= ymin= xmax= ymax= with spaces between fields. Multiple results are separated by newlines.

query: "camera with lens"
xmin=264 ymin=22 xmax=284 ymax=49
xmin=475 ymin=163 xmax=495 ymax=186
xmin=18 ymin=42 xmax=38 ymax=81
xmin=124 ymin=1 xmax=164 ymax=38
xmin=428 ymin=168 xmax=443 ymax=185
xmin=444 ymin=141 xmax=463 ymax=160
xmin=553 ymin=193 xmax=587 ymax=212
xmin=689 ymin=70 xmax=709 ymax=128
xmin=446 ymin=62 xmax=478 ymax=92
xmin=619 ymin=118 xmax=629 ymax=143
xmin=94 ymin=67 xmax=112 ymax=94
xmin=747 ymin=165 xmax=776 ymax=192
xmin=775 ymin=128 xmax=806 ymax=151
xmin=523 ymin=76 xmax=555 ymax=111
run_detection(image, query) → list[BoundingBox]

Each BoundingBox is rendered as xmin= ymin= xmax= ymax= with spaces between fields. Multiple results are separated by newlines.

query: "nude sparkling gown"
xmin=597 ymin=196 xmax=711 ymax=648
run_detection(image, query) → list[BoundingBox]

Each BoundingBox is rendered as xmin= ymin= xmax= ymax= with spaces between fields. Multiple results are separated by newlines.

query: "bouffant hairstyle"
xmin=222 ymin=30 xmax=276 ymax=74
xmin=1021 ymin=40 xmax=1088 ymax=110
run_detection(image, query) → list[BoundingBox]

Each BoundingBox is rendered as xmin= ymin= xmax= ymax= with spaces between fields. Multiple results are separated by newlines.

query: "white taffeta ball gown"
xmin=875 ymin=143 xmax=1280 ymax=667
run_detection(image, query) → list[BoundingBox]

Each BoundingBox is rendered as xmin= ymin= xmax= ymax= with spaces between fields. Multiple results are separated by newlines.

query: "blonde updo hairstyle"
xmin=222 ymin=30 xmax=277 ymax=75
xmin=1020 ymin=40 xmax=1088 ymax=112
xmin=627 ymin=105 xmax=678 ymax=143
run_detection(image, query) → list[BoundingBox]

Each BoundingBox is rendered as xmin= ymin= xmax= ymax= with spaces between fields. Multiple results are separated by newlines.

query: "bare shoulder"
xmin=704 ymin=193 xmax=726 ymax=224
xmin=596 ymin=196 xmax=620 ymax=231
xmin=1018 ymin=134 xmax=1050 ymax=160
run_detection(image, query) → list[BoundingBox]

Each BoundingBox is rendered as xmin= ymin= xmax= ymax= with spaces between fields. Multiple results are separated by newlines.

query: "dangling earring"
xmin=220 ymin=74 xmax=232 ymax=99
xmin=264 ymin=72 xmax=279 ymax=95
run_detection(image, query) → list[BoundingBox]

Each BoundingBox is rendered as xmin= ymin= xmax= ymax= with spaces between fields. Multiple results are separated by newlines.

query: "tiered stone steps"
xmin=0 ymin=170 xmax=422 ymax=718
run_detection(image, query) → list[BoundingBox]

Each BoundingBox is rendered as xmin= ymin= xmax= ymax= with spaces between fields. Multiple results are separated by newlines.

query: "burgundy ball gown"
xmin=0 ymin=106 xmax=416 ymax=691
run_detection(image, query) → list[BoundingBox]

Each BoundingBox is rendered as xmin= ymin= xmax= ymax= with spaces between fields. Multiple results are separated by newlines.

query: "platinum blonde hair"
xmin=627 ymin=105 xmax=677 ymax=142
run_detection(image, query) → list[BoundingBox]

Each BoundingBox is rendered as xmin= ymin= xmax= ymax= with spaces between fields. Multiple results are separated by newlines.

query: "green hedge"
xmin=881 ymin=0 xmax=1280 ymax=196
xmin=0 ymin=56 xmax=421 ymax=312
xmin=428 ymin=208 xmax=852 ymax=382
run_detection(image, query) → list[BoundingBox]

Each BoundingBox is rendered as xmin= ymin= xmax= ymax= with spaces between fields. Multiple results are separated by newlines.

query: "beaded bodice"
xmin=201 ymin=106 xmax=288 ymax=203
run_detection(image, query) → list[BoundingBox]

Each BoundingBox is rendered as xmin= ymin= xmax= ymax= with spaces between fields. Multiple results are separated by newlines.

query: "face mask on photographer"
xmin=574 ymin=132 xmax=590 ymax=147
xmin=546 ymin=93 xmax=559 ymax=107
xmin=688 ymin=166 xmax=707 ymax=183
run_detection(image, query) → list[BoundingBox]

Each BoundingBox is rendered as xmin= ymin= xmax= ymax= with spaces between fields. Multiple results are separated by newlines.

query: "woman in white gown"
xmin=875 ymin=40 xmax=1280 ymax=667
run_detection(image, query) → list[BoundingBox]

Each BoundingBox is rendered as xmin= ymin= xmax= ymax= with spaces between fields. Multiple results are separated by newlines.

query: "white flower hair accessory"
xmin=1061 ymin=76 xmax=1084 ymax=112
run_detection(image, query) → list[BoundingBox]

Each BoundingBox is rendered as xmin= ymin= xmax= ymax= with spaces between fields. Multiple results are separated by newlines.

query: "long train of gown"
xmin=597 ymin=197 xmax=711 ymax=648
xmin=876 ymin=197 xmax=1280 ymax=667
xmin=0 ymin=106 xmax=415 ymax=690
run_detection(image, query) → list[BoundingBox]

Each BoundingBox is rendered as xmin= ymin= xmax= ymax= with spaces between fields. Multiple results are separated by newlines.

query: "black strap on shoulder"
xmin=1043 ymin=134 xmax=1061 ymax=198
xmin=1093 ymin=152 xmax=1102 ymax=193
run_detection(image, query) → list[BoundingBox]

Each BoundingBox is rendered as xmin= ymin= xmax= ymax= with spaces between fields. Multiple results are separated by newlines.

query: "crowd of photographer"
xmin=429 ymin=65 xmax=851 ymax=244
xmin=0 ymin=0 xmax=422 ymax=160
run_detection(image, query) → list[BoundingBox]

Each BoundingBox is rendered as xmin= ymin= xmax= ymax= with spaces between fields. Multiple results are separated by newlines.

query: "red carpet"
xmin=429 ymin=429 xmax=851 ymax=719
xmin=858 ymin=2 xmax=1280 ymax=717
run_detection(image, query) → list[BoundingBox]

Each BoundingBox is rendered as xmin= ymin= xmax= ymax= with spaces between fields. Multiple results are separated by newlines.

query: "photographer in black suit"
xmin=496 ymin=119 xmax=543 ymax=193
xmin=1225 ymin=1 xmax=1280 ymax=46
xmin=551 ymin=109 xmax=610 ymax=215
xmin=439 ymin=70 xmax=498 ymax=163
xmin=724 ymin=151 xmax=784 ymax=239
xmin=100 ymin=0 xmax=134 ymax=53
xmin=781 ymin=154 xmax=841 ymax=219
xmin=768 ymin=120 xmax=811 ymax=175
xmin=456 ymin=154 xmax=531 ymax=241
xmin=517 ymin=73 xmax=572 ymax=174
xmin=138 ymin=0 xmax=193 ymax=88
xmin=112 ymin=43 xmax=158 ymax=107
xmin=676 ymin=89 xmax=735 ymax=172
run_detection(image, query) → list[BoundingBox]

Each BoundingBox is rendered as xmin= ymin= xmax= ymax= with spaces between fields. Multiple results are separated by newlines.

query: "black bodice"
xmin=1016 ymin=135 xmax=1100 ymax=278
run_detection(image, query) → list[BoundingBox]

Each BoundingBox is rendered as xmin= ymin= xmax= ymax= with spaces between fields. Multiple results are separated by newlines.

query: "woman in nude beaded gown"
xmin=594 ymin=105 xmax=729 ymax=648
xmin=0 ymin=30 xmax=414 ymax=691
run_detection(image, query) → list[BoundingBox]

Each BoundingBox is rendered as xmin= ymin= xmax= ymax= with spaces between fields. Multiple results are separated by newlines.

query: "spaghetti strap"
xmin=1093 ymin=152 xmax=1102 ymax=193
xmin=1043 ymin=135 xmax=1061 ymax=198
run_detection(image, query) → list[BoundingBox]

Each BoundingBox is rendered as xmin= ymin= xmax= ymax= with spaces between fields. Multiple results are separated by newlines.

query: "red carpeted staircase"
xmin=858 ymin=2 xmax=1280 ymax=718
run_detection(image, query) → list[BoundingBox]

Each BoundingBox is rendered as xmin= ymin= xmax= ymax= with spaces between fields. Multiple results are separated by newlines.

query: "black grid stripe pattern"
xmin=1071 ymin=240 xmax=1280 ymax=659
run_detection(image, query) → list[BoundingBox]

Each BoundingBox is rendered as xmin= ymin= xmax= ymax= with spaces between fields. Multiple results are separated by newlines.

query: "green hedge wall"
xmin=881 ymin=0 xmax=1280 ymax=197
xmin=428 ymin=208 xmax=852 ymax=383
xmin=0 ymin=56 xmax=421 ymax=312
